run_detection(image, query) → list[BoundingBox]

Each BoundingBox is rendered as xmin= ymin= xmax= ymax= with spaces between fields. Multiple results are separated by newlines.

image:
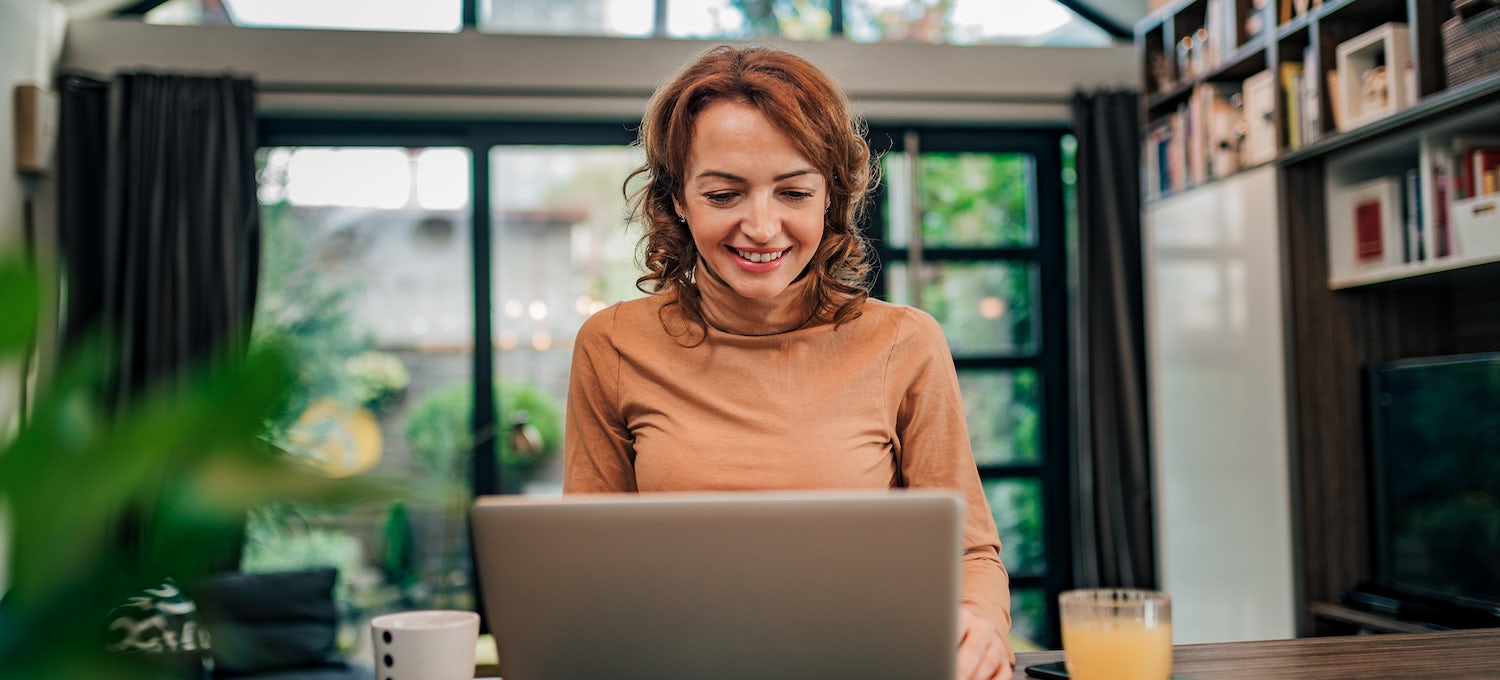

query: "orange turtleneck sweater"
xmin=563 ymin=269 xmax=1014 ymax=652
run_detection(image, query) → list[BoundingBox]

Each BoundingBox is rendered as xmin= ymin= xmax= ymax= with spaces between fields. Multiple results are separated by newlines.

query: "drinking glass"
xmin=1058 ymin=589 xmax=1172 ymax=680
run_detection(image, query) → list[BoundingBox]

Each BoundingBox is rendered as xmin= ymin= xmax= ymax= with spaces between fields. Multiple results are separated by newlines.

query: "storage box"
xmin=1443 ymin=0 xmax=1500 ymax=89
xmin=1450 ymin=194 xmax=1500 ymax=258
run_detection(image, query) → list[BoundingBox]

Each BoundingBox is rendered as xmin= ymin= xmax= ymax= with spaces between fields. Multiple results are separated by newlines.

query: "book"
xmin=1405 ymin=169 xmax=1424 ymax=262
xmin=1450 ymin=135 xmax=1500 ymax=199
xmin=1356 ymin=198 xmax=1385 ymax=262
xmin=1301 ymin=44 xmax=1321 ymax=145
xmin=1281 ymin=62 xmax=1305 ymax=150
xmin=1326 ymin=69 xmax=1343 ymax=131
xmin=1433 ymin=156 xmax=1453 ymax=257
xmin=1474 ymin=148 xmax=1500 ymax=196
xmin=1242 ymin=70 xmax=1277 ymax=166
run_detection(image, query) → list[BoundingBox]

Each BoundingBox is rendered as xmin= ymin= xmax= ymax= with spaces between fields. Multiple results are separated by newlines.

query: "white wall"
xmin=1143 ymin=165 xmax=1297 ymax=643
xmin=0 ymin=0 xmax=68 ymax=599
xmin=61 ymin=19 xmax=1137 ymax=126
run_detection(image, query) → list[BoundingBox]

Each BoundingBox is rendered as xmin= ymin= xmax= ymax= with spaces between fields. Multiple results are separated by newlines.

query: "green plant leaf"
xmin=0 ymin=255 xmax=40 ymax=353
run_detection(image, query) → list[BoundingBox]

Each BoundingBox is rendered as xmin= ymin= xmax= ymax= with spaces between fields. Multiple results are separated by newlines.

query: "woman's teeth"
xmin=736 ymin=249 xmax=784 ymax=263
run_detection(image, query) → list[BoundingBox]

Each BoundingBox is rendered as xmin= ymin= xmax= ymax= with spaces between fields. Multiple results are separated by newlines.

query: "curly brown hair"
xmin=626 ymin=45 xmax=878 ymax=334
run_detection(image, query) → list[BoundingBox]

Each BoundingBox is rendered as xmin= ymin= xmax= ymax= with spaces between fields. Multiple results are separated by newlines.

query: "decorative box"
xmin=1443 ymin=0 xmax=1500 ymax=89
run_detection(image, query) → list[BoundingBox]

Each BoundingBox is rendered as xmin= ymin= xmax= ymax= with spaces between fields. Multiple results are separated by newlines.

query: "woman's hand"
xmin=957 ymin=606 xmax=1013 ymax=680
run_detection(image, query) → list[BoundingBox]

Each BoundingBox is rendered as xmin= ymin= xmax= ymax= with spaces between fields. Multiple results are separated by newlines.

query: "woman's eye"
xmin=783 ymin=190 xmax=813 ymax=201
xmin=705 ymin=193 xmax=736 ymax=204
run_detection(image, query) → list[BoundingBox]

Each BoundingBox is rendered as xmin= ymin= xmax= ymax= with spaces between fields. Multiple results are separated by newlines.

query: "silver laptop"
xmin=470 ymin=489 xmax=963 ymax=680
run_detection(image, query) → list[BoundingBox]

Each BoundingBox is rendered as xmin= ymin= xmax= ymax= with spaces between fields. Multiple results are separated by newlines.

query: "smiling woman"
xmin=564 ymin=45 xmax=1017 ymax=680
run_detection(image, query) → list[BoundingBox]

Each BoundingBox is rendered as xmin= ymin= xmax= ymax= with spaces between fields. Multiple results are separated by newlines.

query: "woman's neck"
xmin=695 ymin=259 xmax=818 ymax=336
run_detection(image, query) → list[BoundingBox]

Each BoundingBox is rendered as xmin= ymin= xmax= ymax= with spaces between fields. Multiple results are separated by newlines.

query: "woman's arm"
xmin=562 ymin=305 xmax=637 ymax=493
xmin=889 ymin=308 xmax=1014 ymax=663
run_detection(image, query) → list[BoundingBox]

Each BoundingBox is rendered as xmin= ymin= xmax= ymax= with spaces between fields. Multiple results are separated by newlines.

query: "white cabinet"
xmin=1143 ymin=165 xmax=1297 ymax=643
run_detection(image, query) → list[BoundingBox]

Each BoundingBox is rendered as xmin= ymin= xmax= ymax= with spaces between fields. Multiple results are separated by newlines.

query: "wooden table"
xmin=1015 ymin=628 xmax=1500 ymax=679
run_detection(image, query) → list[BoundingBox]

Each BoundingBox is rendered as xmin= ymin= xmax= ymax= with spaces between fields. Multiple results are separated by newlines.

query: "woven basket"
xmin=1443 ymin=0 xmax=1500 ymax=88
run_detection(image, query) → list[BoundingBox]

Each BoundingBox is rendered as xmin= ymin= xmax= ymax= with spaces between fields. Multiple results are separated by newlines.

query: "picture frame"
xmin=1341 ymin=176 xmax=1406 ymax=269
xmin=1336 ymin=23 xmax=1413 ymax=131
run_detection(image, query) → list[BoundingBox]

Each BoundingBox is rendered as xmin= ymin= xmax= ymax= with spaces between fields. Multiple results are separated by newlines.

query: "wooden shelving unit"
xmin=1137 ymin=0 xmax=1500 ymax=636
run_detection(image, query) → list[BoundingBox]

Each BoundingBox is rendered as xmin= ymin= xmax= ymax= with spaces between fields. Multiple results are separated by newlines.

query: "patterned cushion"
xmin=105 ymin=578 xmax=213 ymax=679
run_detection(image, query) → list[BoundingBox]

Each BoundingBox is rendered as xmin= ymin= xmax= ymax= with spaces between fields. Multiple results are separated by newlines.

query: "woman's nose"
xmin=740 ymin=194 xmax=779 ymax=243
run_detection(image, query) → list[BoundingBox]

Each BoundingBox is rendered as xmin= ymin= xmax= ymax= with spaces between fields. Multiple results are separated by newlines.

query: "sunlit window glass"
xmin=845 ymin=0 xmax=1112 ymax=46
xmin=886 ymin=261 xmax=1038 ymax=357
xmin=480 ymin=0 xmax=655 ymax=37
xmin=489 ymin=146 xmax=647 ymax=494
xmin=884 ymin=151 xmax=1037 ymax=248
xmin=252 ymin=146 xmax=476 ymax=647
xmin=985 ymin=478 xmax=1047 ymax=577
xmin=667 ymin=0 xmax=832 ymax=40
xmin=960 ymin=368 xmax=1041 ymax=466
xmin=1010 ymin=588 xmax=1050 ymax=651
xmin=219 ymin=0 xmax=462 ymax=32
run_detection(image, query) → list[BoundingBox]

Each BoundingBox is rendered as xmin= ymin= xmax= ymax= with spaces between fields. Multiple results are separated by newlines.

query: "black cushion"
xmin=188 ymin=568 xmax=342 ymax=677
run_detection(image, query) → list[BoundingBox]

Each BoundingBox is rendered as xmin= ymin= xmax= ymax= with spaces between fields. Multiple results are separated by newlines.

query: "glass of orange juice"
xmin=1058 ymin=588 xmax=1172 ymax=680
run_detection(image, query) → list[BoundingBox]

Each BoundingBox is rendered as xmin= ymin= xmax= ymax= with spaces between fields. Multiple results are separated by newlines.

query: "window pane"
xmin=882 ymin=151 xmax=1036 ymax=248
xmin=1009 ymin=587 xmax=1051 ymax=650
xmin=667 ymin=0 xmax=832 ymax=40
xmin=480 ymin=0 xmax=655 ymax=37
xmin=845 ymin=0 xmax=1113 ymax=46
xmin=985 ymin=478 xmax=1046 ymax=577
xmin=489 ymin=146 xmax=647 ymax=494
xmin=252 ymin=146 xmax=475 ymax=645
xmin=885 ymin=261 xmax=1037 ymax=356
xmin=204 ymin=0 xmax=463 ymax=32
xmin=960 ymin=368 xmax=1041 ymax=465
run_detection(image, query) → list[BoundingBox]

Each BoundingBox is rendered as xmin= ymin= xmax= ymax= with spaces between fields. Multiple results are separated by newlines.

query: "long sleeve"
xmin=562 ymin=304 xmax=637 ymax=493
xmin=889 ymin=309 xmax=1014 ymax=659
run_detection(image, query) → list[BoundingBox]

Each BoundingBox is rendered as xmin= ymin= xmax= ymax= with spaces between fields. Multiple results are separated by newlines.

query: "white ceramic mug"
xmin=369 ymin=609 xmax=480 ymax=680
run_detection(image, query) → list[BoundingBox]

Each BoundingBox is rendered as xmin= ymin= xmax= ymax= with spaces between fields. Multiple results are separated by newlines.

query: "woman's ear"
xmin=672 ymin=197 xmax=686 ymax=222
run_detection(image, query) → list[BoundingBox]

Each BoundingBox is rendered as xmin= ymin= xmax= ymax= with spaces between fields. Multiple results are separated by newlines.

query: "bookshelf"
xmin=1137 ymin=0 xmax=1500 ymax=636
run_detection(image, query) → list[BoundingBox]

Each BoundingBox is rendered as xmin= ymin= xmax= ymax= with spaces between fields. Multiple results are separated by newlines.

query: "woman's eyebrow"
xmin=693 ymin=168 xmax=821 ymax=183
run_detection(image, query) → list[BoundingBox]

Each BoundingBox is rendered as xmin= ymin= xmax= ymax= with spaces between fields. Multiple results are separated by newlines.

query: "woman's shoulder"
xmin=576 ymin=294 xmax=672 ymax=343
xmin=852 ymin=298 xmax=943 ymax=336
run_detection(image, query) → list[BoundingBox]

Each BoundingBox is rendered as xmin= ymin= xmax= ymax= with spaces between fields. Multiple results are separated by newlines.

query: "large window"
xmin=139 ymin=0 xmax=1122 ymax=46
xmin=870 ymin=128 xmax=1072 ymax=648
xmin=250 ymin=122 xmax=641 ymax=659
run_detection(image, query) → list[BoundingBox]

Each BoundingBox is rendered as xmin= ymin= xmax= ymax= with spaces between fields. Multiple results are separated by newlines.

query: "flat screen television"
xmin=1366 ymin=352 xmax=1500 ymax=617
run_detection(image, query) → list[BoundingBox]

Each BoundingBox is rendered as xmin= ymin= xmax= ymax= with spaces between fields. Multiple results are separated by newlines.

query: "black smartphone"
xmin=1024 ymin=661 xmax=1193 ymax=679
xmin=1024 ymin=661 xmax=1071 ymax=680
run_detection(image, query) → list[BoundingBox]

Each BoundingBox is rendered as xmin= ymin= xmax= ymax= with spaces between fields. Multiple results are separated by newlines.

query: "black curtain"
xmin=1070 ymin=89 xmax=1155 ymax=589
xmin=56 ymin=71 xmax=260 ymax=573
xmin=57 ymin=71 xmax=260 ymax=403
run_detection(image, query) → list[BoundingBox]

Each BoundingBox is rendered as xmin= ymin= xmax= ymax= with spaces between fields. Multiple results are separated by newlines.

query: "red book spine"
xmin=1355 ymin=199 xmax=1384 ymax=262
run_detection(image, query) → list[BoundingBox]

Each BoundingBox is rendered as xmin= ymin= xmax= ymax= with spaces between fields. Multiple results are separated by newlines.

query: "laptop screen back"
xmin=470 ymin=489 xmax=963 ymax=680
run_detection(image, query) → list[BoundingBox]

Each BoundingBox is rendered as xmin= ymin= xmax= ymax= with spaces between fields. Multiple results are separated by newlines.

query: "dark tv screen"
xmin=1368 ymin=353 xmax=1500 ymax=605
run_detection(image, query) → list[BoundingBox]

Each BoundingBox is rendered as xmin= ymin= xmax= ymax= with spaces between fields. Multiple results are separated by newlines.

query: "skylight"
xmin=143 ymin=0 xmax=1118 ymax=46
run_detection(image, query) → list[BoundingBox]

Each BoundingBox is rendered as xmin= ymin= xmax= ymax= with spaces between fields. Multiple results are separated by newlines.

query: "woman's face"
xmin=675 ymin=100 xmax=826 ymax=301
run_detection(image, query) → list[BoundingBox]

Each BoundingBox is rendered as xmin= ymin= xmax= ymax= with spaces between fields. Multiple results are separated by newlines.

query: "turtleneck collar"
xmin=695 ymin=258 xmax=820 ymax=336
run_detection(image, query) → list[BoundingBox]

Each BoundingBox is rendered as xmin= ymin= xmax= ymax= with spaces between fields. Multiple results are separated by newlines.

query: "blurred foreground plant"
xmin=0 ymin=253 xmax=394 ymax=679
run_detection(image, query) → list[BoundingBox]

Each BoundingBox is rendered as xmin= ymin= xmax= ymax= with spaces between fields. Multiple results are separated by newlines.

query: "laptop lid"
xmin=470 ymin=489 xmax=963 ymax=680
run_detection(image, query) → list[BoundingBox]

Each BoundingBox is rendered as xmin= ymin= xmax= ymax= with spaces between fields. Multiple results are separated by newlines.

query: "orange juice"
xmin=1060 ymin=618 xmax=1172 ymax=680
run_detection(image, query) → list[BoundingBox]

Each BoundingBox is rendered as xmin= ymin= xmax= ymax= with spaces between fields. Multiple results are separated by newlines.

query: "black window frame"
xmin=258 ymin=117 xmax=1075 ymax=646
xmin=866 ymin=125 xmax=1074 ymax=648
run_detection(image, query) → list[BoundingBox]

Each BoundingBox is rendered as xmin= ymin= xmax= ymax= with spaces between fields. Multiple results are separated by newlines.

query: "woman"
xmin=564 ymin=45 xmax=1014 ymax=680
